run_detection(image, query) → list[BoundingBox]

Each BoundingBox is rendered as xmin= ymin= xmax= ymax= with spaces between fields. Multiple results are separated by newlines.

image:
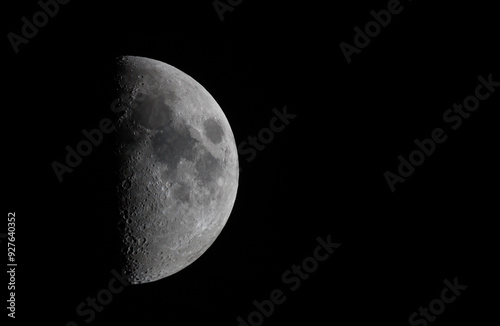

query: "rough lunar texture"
xmin=113 ymin=56 xmax=238 ymax=284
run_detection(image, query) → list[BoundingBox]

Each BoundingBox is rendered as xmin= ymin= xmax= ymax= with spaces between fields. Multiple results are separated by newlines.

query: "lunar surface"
xmin=112 ymin=56 xmax=238 ymax=284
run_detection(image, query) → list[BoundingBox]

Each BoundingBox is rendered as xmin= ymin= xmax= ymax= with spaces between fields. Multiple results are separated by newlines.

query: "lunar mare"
xmin=113 ymin=56 xmax=238 ymax=284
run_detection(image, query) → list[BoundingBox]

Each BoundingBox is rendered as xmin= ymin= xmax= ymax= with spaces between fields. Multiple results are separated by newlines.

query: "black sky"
xmin=3 ymin=0 xmax=498 ymax=325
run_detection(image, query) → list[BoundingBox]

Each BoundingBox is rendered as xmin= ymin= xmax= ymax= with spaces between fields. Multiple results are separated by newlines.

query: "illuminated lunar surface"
xmin=113 ymin=56 xmax=238 ymax=284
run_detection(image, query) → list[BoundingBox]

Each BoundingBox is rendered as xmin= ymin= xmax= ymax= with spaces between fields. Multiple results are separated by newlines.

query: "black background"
xmin=2 ymin=0 xmax=498 ymax=325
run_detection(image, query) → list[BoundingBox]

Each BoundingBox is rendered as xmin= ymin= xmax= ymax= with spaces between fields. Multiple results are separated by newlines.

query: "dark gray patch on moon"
xmin=203 ymin=118 xmax=224 ymax=144
xmin=195 ymin=149 xmax=220 ymax=184
xmin=151 ymin=124 xmax=198 ymax=169
xmin=172 ymin=182 xmax=191 ymax=202
xmin=132 ymin=93 xmax=174 ymax=130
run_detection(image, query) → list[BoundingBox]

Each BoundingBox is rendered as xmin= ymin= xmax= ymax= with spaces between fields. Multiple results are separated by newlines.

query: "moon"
xmin=112 ymin=56 xmax=238 ymax=284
